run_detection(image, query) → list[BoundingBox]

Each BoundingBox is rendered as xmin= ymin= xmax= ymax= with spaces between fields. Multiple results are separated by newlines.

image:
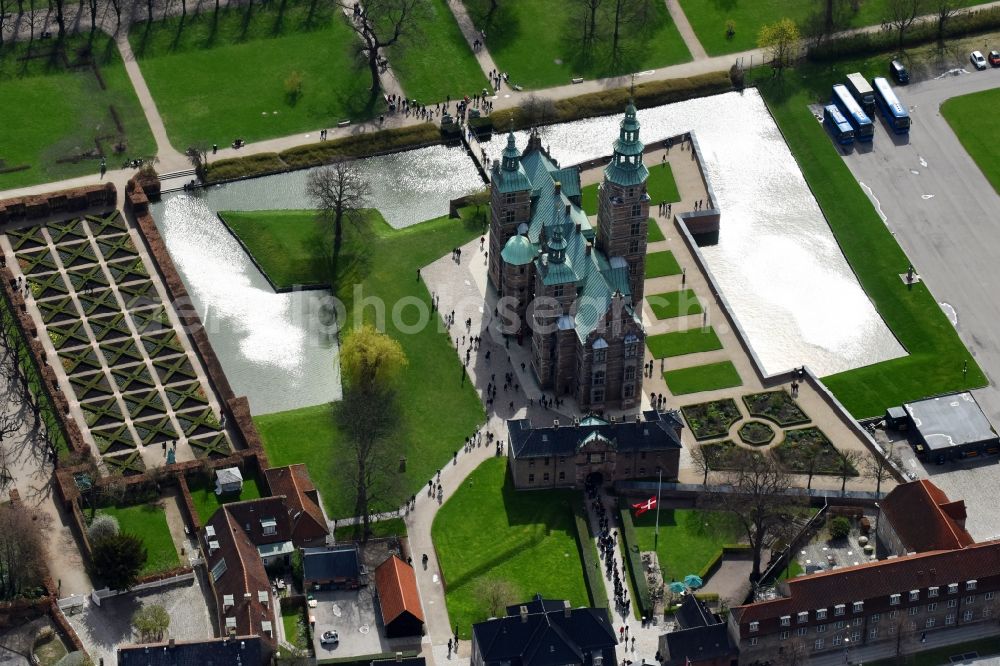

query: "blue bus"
xmin=832 ymin=84 xmax=874 ymax=142
xmin=823 ymin=105 xmax=855 ymax=145
xmin=871 ymin=76 xmax=911 ymax=135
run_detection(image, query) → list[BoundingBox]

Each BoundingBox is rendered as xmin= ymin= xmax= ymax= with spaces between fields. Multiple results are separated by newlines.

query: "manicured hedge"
xmin=489 ymin=72 xmax=732 ymax=131
xmin=808 ymin=6 xmax=1000 ymax=62
xmin=618 ymin=508 xmax=653 ymax=619
xmin=205 ymin=152 xmax=284 ymax=182
xmin=573 ymin=501 xmax=611 ymax=617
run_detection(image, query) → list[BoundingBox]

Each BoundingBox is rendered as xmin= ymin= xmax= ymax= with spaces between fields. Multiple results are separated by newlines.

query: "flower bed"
xmin=738 ymin=421 xmax=776 ymax=446
xmin=743 ymin=390 xmax=810 ymax=426
xmin=699 ymin=439 xmax=762 ymax=470
xmin=681 ymin=399 xmax=743 ymax=440
xmin=774 ymin=427 xmax=857 ymax=476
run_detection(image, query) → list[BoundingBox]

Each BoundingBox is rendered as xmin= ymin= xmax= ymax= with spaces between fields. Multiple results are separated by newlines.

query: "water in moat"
xmin=480 ymin=89 xmax=905 ymax=377
xmin=149 ymin=144 xmax=483 ymax=414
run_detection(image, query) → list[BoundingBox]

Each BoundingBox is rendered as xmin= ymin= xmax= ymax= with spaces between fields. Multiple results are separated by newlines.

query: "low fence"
xmin=90 ymin=568 xmax=195 ymax=606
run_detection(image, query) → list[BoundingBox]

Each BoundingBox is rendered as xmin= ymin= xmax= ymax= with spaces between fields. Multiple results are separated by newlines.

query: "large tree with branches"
xmin=340 ymin=0 xmax=426 ymax=101
xmin=305 ymin=160 xmax=371 ymax=284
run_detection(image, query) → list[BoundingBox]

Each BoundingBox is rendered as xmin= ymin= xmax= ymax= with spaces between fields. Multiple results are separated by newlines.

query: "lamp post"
xmin=874 ymin=502 xmax=881 ymax=559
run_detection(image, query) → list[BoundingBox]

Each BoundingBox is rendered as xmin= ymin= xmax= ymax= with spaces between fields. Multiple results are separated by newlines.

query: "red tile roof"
xmin=374 ymin=555 xmax=424 ymax=625
xmin=264 ymin=465 xmax=329 ymax=545
xmin=205 ymin=506 xmax=276 ymax=643
xmin=733 ymin=540 xmax=1000 ymax=628
xmin=881 ymin=479 xmax=974 ymax=553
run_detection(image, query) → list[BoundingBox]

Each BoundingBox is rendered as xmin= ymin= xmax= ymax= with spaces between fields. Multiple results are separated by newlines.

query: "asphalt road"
xmin=838 ymin=63 xmax=1000 ymax=538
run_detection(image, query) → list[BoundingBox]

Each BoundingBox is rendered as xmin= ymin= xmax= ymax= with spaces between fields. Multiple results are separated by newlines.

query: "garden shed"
xmin=215 ymin=467 xmax=244 ymax=494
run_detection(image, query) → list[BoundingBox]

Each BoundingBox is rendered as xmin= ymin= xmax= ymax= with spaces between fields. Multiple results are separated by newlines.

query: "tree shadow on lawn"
xmin=464 ymin=0 xmax=520 ymax=51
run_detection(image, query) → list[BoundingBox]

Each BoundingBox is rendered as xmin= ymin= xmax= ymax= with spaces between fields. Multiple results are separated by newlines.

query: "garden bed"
xmin=738 ymin=421 xmax=775 ymax=446
xmin=698 ymin=440 xmax=761 ymax=470
xmin=680 ymin=399 xmax=742 ymax=440
xmin=774 ymin=427 xmax=857 ymax=476
xmin=743 ymin=390 xmax=809 ymax=426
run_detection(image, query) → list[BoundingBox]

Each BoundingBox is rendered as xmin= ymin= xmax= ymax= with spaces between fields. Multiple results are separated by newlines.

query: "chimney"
xmin=575 ymin=223 xmax=581 ymax=234
xmin=520 ymin=605 xmax=529 ymax=623
xmin=553 ymin=419 xmax=560 ymax=429
xmin=554 ymin=182 xmax=562 ymax=195
xmin=563 ymin=600 xmax=571 ymax=618
xmin=396 ymin=652 xmax=404 ymax=662
xmin=585 ymin=242 xmax=593 ymax=255
xmin=565 ymin=204 xmax=571 ymax=216
xmin=168 ymin=639 xmax=175 ymax=648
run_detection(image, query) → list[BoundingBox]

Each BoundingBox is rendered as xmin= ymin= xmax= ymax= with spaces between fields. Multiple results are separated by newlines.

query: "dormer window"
xmin=928 ymin=587 xmax=939 ymax=598
xmin=797 ymin=612 xmax=809 ymax=624
xmin=816 ymin=609 xmax=827 ymax=620
xmin=853 ymin=602 xmax=864 ymax=613
xmin=749 ymin=622 xmax=759 ymax=633
xmin=948 ymin=583 xmax=959 ymax=594
xmin=834 ymin=604 xmax=845 ymax=616
xmin=910 ymin=590 xmax=920 ymax=601
xmin=968 ymin=580 xmax=978 ymax=591
xmin=890 ymin=594 xmax=901 ymax=605
xmin=780 ymin=616 xmax=791 ymax=626
xmin=261 ymin=518 xmax=277 ymax=536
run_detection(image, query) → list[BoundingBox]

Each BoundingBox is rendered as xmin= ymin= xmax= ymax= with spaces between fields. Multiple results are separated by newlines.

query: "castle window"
xmin=592 ymin=389 xmax=605 ymax=403
xmin=628 ymin=188 xmax=635 ymax=197
xmin=630 ymin=222 xmax=642 ymax=236
xmin=594 ymin=349 xmax=607 ymax=363
xmin=593 ymin=371 xmax=605 ymax=386
xmin=553 ymin=285 xmax=564 ymax=298
xmin=624 ymin=366 xmax=636 ymax=381
xmin=624 ymin=384 xmax=635 ymax=398
xmin=504 ymin=192 xmax=517 ymax=205
xmin=543 ymin=473 xmax=550 ymax=482
xmin=628 ymin=240 xmax=640 ymax=254
xmin=631 ymin=203 xmax=642 ymax=217
xmin=559 ymin=471 xmax=565 ymax=481
xmin=503 ymin=210 xmax=515 ymax=223
xmin=528 ymin=474 xmax=535 ymax=483
xmin=520 ymin=266 xmax=525 ymax=274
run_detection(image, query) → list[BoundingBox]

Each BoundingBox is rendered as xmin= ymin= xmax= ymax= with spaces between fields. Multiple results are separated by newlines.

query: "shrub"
xmin=279 ymin=123 xmax=442 ymax=168
xmin=87 ymin=514 xmax=120 ymax=543
xmin=618 ymin=508 xmax=652 ymax=618
xmin=829 ymin=516 xmax=851 ymax=540
xmin=205 ymin=153 xmax=286 ymax=183
xmin=572 ymin=502 xmax=610 ymax=615
xmin=91 ymin=532 xmax=148 ymax=591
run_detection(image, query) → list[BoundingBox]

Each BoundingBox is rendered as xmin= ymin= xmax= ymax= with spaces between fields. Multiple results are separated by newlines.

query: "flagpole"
xmin=654 ymin=468 xmax=662 ymax=551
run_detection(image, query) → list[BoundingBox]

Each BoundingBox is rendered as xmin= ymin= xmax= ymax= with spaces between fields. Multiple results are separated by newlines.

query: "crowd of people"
xmin=587 ymin=479 xmax=633 ymax=618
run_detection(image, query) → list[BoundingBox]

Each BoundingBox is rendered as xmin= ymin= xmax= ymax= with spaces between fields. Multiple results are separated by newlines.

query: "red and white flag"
xmin=632 ymin=496 xmax=657 ymax=516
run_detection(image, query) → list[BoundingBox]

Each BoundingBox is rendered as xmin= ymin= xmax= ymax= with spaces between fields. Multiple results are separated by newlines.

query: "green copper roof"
xmin=492 ymin=131 xmax=532 ymax=193
xmin=604 ymin=101 xmax=649 ymax=187
xmin=501 ymin=234 xmax=536 ymax=265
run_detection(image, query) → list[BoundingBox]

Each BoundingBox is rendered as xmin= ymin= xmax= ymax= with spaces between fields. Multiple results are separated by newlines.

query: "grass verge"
xmin=647 ymin=327 xmax=722 ymax=358
xmin=942 ymin=87 xmax=1000 ymax=196
xmin=648 ymin=288 xmax=703 ymax=320
xmin=645 ymin=250 xmax=682 ymax=278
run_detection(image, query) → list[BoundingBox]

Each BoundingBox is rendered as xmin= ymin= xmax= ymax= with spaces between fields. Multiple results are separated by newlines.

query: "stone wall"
xmin=0 ymin=183 xmax=116 ymax=224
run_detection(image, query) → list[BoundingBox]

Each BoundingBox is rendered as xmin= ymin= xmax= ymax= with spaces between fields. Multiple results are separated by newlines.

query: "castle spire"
xmin=547 ymin=222 xmax=568 ymax=264
xmin=603 ymin=101 xmax=649 ymax=187
xmin=501 ymin=130 xmax=521 ymax=172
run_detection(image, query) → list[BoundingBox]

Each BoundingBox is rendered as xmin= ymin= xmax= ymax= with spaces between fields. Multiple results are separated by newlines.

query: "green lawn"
xmin=462 ymin=0 xmax=690 ymax=90
xmin=757 ymin=59 xmax=985 ymax=418
xmin=679 ymin=0 xmax=988 ymax=56
xmin=942 ymin=87 xmax=1000 ymax=196
xmin=252 ymin=208 xmax=486 ymax=519
xmin=187 ymin=472 xmax=263 ymax=524
xmin=221 ymin=209 xmax=373 ymax=288
xmin=334 ymin=517 xmax=407 ymax=541
xmin=128 ymin=1 xmax=378 ymax=148
xmin=630 ymin=508 xmax=743 ymax=582
xmin=867 ymin=636 xmax=1000 ymax=666
xmin=645 ymin=250 xmax=682 ymax=278
xmin=648 ymin=219 xmax=666 ymax=243
xmin=580 ymin=163 xmax=680 ymax=215
xmin=98 ymin=503 xmax=180 ymax=575
xmin=281 ymin=604 xmax=310 ymax=652
xmin=433 ymin=458 xmax=590 ymax=639
xmin=663 ymin=360 xmax=742 ymax=395
xmin=387 ymin=0 xmax=487 ymax=102
xmin=648 ymin=288 xmax=703 ymax=320
xmin=0 ymin=36 xmax=156 ymax=190
xmin=647 ymin=327 xmax=722 ymax=358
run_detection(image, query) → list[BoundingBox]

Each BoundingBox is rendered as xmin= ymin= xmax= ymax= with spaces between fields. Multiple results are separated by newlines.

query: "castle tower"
xmin=596 ymin=102 xmax=650 ymax=306
xmin=488 ymin=131 xmax=532 ymax=289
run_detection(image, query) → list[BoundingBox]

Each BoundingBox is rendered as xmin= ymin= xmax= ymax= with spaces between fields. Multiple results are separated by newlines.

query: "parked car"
xmin=971 ymin=50 xmax=988 ymax=70
xmin=990 ymin=50 xmax=1000 ymax=67
xmin=890 ymin=59 xmax=910 ymax=84
xmin=320 ymin=630 xmax=339 ymax=645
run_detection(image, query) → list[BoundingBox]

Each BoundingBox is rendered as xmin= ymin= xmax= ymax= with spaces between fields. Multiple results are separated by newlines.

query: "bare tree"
xmin=339 ymin=0 xmax=425 ymax=101
xmin=608 ymin=0 xmax=649 ymax=65
xmin=0 ymin=502 xmax=48 ymax=599
xmin=932 ymin=0 xmax=959 ymax=39
xmin=863 ymin=445 xmax=900 ymax=497
xmin=572 ymin=0 xmax=603 ymax=51
xmin=305 ymin=161 xmax=371 ymax=284
xmin=708 ymin=450 xmax=802 ymax=582
xmin=883 ymin=0 xmax=924 ymax=49
xmin=799 ymin=442 xmax=824 ymax=490
xmin=51 ymin=0 xmax=67 ymax=37
xmin=836 ymin=450 xmax=863 ymax=494
xmin=475 ymin=578 xmax=519 ymax=618
xmin=690 ymin=444 xmax=718 ymax=485
xmin=185 ymin=145 xmax=208 ymax=181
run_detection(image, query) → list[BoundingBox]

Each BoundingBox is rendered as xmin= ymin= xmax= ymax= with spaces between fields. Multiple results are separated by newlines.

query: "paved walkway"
xmin=444 ymin=0 xmax=500 ymax=80
xmin=664 ymin=0 xmax=707 ymax=61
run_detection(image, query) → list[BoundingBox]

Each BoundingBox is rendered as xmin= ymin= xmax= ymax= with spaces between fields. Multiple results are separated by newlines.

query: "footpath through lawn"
xmin=942 ymin=87 xmax=1000 ymax=196
xmin=757 ymin=60 xmax=985 ymax=418
xmin=0 ymin=36 xmax=155 ymax=190
xmin=247 ymin=207 xmax=486 ymax=519
xmin=432 ymin=458 xmax=590 ymax=639
xmin=462 ymin=0 xmax=690 ymax=90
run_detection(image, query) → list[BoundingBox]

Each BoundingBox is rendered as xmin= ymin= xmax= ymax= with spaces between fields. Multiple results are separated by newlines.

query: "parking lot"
xmin=309 ymin=587 xmax=394 ymax=659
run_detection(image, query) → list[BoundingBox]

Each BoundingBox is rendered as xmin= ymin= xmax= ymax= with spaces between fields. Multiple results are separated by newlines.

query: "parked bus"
xmin=832 ymin=84 xmax=874 ymax=142
xmin=846 ymin=72 xmax=876 ymax=116
xmin=823 ymin=105 xmax=855 ymax=145
xmin=871 ymin=76 xmax=911 ymax=135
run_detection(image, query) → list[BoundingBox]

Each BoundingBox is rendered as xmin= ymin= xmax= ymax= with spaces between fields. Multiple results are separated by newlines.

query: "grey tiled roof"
xmin=508 ymin=410 xmax=683 ymax=459
xmin=117 ymin=637 xmax=267 ymax=666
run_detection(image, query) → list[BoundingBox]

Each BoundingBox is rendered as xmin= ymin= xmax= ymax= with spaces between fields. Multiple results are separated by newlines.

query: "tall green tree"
xmin=132 ymin=604 xmax=171 ymax=642
xmin=92 ymin=532 xmax=148 ymax=591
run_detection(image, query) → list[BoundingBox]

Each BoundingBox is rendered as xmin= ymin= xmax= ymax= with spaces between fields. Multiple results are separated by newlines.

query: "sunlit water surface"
xmin=150 ymin=145 xmax=483 ymax=414
xmin=481 ymin=90 xmax=905 ymax=376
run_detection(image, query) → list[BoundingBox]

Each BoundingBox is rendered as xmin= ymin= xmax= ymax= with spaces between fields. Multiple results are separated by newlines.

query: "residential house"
xmin=303 ymin=545 xmax=362 ymax=590
xmin=659 ymin=595 xmax=737 ymax=666
xmin=877 ymin=479 xmax=974 ymax=557
xmin=264 ymin=464 xmax=329 ymax=546
xmin=117 ymin=636 xmax=269 ymax=666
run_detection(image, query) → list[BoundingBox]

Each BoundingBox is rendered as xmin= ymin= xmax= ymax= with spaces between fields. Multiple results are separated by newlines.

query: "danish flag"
xmin=632 ymin=496 xmax=657 ymax=516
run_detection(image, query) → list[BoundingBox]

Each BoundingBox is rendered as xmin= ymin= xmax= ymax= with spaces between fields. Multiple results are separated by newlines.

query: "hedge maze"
xmin=4 ymin=212 xmax=233 ymax=471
